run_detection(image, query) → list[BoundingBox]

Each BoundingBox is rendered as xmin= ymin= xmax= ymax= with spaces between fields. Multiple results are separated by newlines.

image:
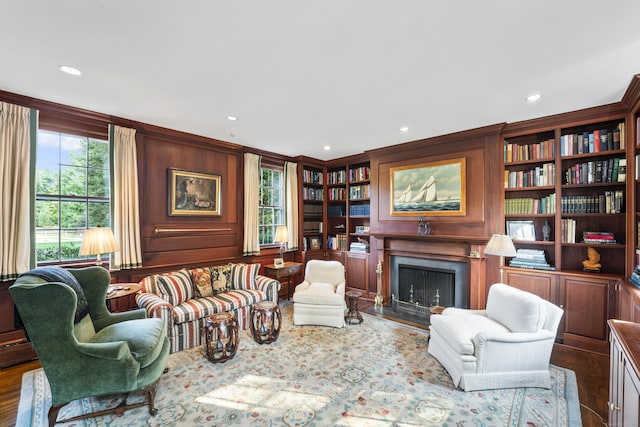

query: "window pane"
xmin=60 ymin=229 xmax=83 ymax=260
xmin=60 ymin=134 xmax=86 ymax=166
xmin=35 ymin=200 xmax=59 ymax=228
xmin=88 ymin=139 xmax=108 ymax=168
xmin=60 ymin=200 xmax=87 ymax=229
xmin=88 ymin=201 xmax=110 ymax=227
xmin=60 ymin=166 xmax=87 ymax=196
xmin=36 ymin=168 xmax=59 ymax=195
xmin=35 ymin=229 xmax=59 ymax=262
xmin=88 ymin=168 xmax=109 ymax=197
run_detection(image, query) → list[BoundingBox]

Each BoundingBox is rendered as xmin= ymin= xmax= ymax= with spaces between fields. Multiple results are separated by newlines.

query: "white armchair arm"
xmin=335 ymin=281 xmax=346 ymax=297
xmin=473 ymin=330 xmax=556 ymax=371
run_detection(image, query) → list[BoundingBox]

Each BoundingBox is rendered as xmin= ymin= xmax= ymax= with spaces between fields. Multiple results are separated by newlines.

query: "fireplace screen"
xmin=398 ymin=265 xmax=455 ymax=308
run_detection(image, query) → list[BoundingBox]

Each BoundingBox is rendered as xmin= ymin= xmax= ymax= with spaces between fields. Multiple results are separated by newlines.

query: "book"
xmin=618 ymin=158 xmax=627 ymax=182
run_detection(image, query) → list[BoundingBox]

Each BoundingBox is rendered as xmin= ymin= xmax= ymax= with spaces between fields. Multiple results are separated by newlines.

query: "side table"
xmin=345 ymin=291 xmax=364 ymax=325
xmin=249 ymin=301 xmax=282 ymax=344
xmin=263 ymin=261 xmax=303 ymax=300
xmin=202 ymin=312 xmax=239 ymax=363
xmin=106 ymin=283 xmax=142 ymax=313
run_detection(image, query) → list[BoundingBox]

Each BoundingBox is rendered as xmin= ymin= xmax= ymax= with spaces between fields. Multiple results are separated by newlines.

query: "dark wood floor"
xmin=0 ymin=302 xmax=610 ymax=427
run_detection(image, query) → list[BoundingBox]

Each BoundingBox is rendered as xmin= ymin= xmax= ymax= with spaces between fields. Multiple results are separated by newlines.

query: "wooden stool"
xmin=250 ymin=301 xmax=282 ymax=344
xmin=345 ymin=291 xmax=364 ymax=325
xmin=202 ymin=312 xmax=239 ymax=363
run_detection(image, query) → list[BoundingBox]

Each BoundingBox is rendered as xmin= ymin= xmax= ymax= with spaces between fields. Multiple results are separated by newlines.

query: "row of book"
xmin=561 ymin=219 xmax=577 ymax=243
xmin=582 ymin=231 xmax=617 ymax=244
xmin=327 ymin=169 xmax=347 ymax=184
xmin=504 ymin=138 xmax=555 ymax=163
xmin=349 ymin=203 xmax=370 ymax=216
xmin=349 ymin=184 xmax=370 ymax=200
xmin=303 ymin=204 xmax=323 ymax=216
xmin=509 ymin=249 xmax=555 ymax=271
xmin=302 ymin=169 xmax=323 ymax=185
xmin=327 ymin=187 xmax=347 ymax=201
xmin=504 ymin=163 xmax=555 ymax=188
xmin=349 ymin=241 xmax=369 ymax=253
xmin=504 ymin=195 xmax=556 ymax=214
xmin=350 ymin=166 xmax=370 ymax=182
xmin=302 ymin=187 xmax=324 ymax=201
xmin=302 ymin=220 xmax=322 ymax=233
xmin=327 ymin=205 xmax=345 ymax=217
xmin=563 ymin=158 xmax=625 ymax=185
xmin=327 ymin=234 xmax=348 ymax=251
xmin=559 ymin=123 xmax=625 ymax=156
xmin=560 ymin=191 xmax=623 ymax=214
xmin=629 ymin=266 xmax=640 ymax=288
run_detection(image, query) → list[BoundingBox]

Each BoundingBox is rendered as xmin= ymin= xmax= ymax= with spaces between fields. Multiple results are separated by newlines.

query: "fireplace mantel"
xmin=372 ymin=233 xmax=490 ymax=309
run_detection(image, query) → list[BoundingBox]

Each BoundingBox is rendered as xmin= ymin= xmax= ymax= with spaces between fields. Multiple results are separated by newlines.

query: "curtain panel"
xmin=110 ymin=125 xmax=143 ymax=269
xmin=0 ymin=102 xmax=36 ymax=280
xmin=243 ymin=153 xmax=261 ymax=256
xmin=285 ymin=161 xmax=299 ymax=250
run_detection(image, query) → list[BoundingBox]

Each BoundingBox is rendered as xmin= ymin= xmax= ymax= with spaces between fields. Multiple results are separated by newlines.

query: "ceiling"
xmin=2 ymin=1 xmax=640 ymax=161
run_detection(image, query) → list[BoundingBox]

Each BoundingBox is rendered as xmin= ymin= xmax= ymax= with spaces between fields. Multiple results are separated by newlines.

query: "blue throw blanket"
xmin=19 ymin=266 xmax=89 ymax=323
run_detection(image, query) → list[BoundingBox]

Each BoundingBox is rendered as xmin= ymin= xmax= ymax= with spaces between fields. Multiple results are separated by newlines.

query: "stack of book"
xmin=582 ymin=231 xmax=617 ymax=244
xmin=509 ymin=249 xmax=555 ymax=271
xmin=349 ymin=241 xmax=369 ymax=253
xmin=630 ymin=266 xmax=640 ymax=288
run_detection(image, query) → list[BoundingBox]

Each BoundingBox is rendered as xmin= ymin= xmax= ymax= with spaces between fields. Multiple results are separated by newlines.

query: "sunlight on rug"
xmin=17 ymin=306 xmax=581 ymax=426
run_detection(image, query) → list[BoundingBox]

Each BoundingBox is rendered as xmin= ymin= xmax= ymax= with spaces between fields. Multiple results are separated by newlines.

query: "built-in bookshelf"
xmin=301 ymin=166 xmax=324 ymax=250
xmin=326 ymin=166 xmax=348 ymax=251
xmin=348 ymin=162 xmax=370 ymax=252
xmin=503 ymin=118 xmax=628 ymax=275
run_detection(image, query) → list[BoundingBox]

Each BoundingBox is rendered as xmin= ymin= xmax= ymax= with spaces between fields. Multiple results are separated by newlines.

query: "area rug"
xmin=17 ymin=306 xmax=581 ymax=426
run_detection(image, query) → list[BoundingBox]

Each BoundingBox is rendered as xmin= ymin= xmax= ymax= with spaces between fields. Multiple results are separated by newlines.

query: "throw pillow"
xmin=156 ymin=269 xmax=194 ymax=305
xmin=210 ymin=264 xmax=232 ymax=294
xmin=229 ymin=263 xmax=260 ymax=290
xmin=190 ymin=268 xmax=213 ymax=298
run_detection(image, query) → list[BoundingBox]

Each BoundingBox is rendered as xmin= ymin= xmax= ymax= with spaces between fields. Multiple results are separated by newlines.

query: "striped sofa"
xmin=136 ymin=263 xmax=279 ymax=353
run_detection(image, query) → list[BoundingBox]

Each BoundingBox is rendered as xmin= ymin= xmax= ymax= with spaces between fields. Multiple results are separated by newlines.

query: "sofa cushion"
xmin=190 ymin=268 xmax=213 ymax=297
xmin=293 ymin=284 xmax=344 ymax=306
xmin=211 ymin=264 xmax=232 ymax=294
xmin=156 ymin=269 xmax=194 ymax=306
xmin=429 ymin=313 xmax=509 ymax=355
xmin=229 ymin=263 xmax=260 ymax=290
xmin=91 ymin=317 xmax=166 ymax=368
xmin=485 ymin=283 xmax=546 ymax=333
xmin=172 ymin=289 xmax=266 ymax=324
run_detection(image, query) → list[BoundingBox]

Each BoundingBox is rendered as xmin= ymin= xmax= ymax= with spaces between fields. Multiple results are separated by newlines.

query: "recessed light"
xmin=226 ymin=115 xmax=238 ymax=121
xmin=526 ymin=94 xmax=542 ymax=102
xmin=59 ymin=65 xmax=82 ymax=76
xmin=399 ymin=126 xmax=409 ymax=133
xmin=324 ymin=145 xmax=331 ymax=151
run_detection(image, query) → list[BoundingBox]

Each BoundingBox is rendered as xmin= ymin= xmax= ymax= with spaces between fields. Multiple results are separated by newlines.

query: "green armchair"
xmin=10 ymin=266 xmax=170 ymax=427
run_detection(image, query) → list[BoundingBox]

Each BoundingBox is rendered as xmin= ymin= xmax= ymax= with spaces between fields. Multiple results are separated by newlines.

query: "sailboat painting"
xmin=390 ymin=157 xmax=466 ymax=216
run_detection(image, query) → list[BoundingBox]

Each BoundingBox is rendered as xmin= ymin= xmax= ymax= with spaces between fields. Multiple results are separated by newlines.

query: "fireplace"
xmin=389 ymin=255 xmax=469 ymax=321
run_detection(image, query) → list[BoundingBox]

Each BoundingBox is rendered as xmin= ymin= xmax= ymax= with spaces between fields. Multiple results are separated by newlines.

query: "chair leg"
xmin=144 ymin=379 xmax=160 ymax=415
xmin=48 ymin=403 xmax=64 ymax=427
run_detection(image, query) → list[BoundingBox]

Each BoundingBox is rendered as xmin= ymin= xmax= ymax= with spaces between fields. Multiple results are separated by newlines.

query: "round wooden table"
xmin=249 ymin=301 xmax=282 ymax=344
xmin=202 ymin=312 xmax=239 ymax=363
xmin=345 ymin=291 xmax=364 ymax=325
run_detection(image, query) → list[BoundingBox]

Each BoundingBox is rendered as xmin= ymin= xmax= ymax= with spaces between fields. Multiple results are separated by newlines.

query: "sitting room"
xmin=2 ymin=2 xmax=640 ymax=426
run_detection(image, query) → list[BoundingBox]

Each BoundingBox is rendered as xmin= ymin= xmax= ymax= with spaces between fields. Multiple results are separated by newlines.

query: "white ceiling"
xmin=2 ymin=1 xmax=640 ymax=161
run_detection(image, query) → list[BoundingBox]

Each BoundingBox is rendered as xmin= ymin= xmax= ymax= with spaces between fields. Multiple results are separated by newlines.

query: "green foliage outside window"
xmin=35 ymin=130 xmax=110 ymax=263
xmin=259 ymin=167 xmax=284 ymax=245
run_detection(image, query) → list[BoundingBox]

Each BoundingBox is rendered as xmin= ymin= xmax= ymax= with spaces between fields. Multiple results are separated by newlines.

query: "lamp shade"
xmin=484 ymin=234 xmax=517 ymax=257
xmin=274 ymin=225 xmax=288 ymax=244
xmin=79 ymin=226 xmax=119 ymax=265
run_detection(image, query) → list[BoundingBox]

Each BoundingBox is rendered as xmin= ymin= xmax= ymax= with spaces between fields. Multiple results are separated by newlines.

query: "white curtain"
xmin=285 ymin=161 xmax=299 ymax=250
xmin=0 ymin=102 xmax=34 ymax=279
xmin=110 ymin=125 xmax=143 ymax=269
xmin=243 ymin=153 xmax=261 ymax=255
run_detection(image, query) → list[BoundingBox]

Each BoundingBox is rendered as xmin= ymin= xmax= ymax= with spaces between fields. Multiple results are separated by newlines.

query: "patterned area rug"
xmin=17 ymin=306 xmax=581 ymax=426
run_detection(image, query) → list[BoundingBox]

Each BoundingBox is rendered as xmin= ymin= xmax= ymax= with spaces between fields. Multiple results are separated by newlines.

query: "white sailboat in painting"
xmin=396 ymin=184 xmax=412 ymax=203
xmin=410 ymin=176 xmax=437 ymax=203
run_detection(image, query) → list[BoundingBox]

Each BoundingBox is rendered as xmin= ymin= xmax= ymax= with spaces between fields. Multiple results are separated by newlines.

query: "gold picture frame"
xmin=168 ymin=168 xmax=221 ymax=216
xmin=390 ymin=157 xmax=466 ymax=216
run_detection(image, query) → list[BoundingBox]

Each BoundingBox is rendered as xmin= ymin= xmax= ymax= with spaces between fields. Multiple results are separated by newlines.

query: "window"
xmin=259 ymin=166 xmax=284 ymax=245
xmin=35 ymin=129 xmax=110 ymax=263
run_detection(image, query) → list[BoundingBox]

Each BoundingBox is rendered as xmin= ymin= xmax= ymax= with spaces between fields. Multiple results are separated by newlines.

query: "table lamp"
xmin=274 ymin=225 xmax=288 ymax=259
xmin=484 ymin=233 xmax=517 ymax=283
xmin=79 ymin=226 xmax=119 ymax=266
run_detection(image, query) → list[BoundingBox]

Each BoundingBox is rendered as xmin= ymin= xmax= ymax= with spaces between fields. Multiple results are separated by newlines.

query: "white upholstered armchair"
xmin=428 ymin=283 xmax=564 ymax=391
xmin=293 ymin=260 xmax=346 ymax=328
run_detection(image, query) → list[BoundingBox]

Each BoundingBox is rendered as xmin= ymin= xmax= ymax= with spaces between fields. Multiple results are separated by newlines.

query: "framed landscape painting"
xmin=390 ymin=157 xmax=466 ymax=216
xmin=168 ymin=168 xmax=221 ymax=216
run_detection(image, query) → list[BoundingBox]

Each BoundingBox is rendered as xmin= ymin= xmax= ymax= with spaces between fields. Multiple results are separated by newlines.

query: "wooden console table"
xmin=263 ymin=262 xmax=303 ymax=300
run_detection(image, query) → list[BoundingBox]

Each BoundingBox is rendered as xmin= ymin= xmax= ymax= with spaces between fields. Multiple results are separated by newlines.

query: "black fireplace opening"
xmin=398 ymin=264 xmax=455 ymax=308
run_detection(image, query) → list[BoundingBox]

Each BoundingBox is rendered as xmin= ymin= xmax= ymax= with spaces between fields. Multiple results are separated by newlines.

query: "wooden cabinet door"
xmin=609 ymin=337 xmax=623 ymax=426
xmin=622 ymin=358 xmax=640 ymax=426
xmin=561 ymin=275 xmax=615 ymax=353
xmin=346 ymin=252 xmax=368 ymax=291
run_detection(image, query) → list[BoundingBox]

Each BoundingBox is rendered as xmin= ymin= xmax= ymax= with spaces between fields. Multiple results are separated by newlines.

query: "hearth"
xmin=388 ymin=255 xmax=469 ymax=324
